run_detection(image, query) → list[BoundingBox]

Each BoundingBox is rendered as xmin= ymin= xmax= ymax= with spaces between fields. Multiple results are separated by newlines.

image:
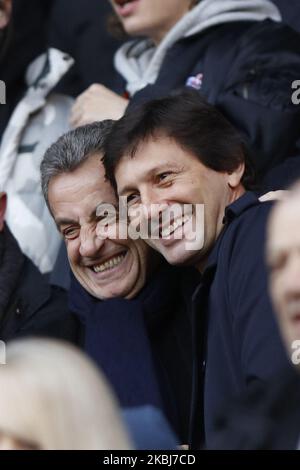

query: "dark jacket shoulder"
xmin=195 ymin=193 xmax=291 ymax=448
xmin=211 ymin=366 xmax=300 ymax=450
xmin=1 ymin=256 xmax=80 ymax=343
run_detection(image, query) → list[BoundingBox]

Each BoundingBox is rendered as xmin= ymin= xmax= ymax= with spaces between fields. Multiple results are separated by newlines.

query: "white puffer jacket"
xmin=0 ymin=48 xmax=74 ymax=273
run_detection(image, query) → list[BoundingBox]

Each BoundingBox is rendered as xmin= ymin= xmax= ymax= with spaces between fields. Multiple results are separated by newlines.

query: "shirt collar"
xmin=204 ymin=191 xmax=260 ymax=274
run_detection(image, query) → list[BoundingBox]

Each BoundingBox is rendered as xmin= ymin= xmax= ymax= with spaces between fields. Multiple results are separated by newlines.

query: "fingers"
xmin=259 ymin=190 xmax=290 ymax=203
xmin=70 ymin=83 xmax=129 ymax=127
xmin=70 ymin=104 xmax=83 ymax=128
xmin=70 ymin=84 xmax=103 ymax=127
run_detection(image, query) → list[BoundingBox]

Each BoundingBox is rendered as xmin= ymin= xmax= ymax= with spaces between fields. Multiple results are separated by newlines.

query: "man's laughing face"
xmin=48 ymin=154 xmax=153 ymax=300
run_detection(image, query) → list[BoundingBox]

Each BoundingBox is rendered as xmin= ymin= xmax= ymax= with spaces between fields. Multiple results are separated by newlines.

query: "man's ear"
xmin=227 ymin=162 xmax=245 ymax=189
xmin=0 ymin=0 xmax=12 ymax=29
xmin=0 ymin=192 xmax=7 ymax=231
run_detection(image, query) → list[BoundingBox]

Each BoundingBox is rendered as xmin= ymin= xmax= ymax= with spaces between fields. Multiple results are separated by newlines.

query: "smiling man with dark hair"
xmin=103 ymin=89 xmax=292 ymax=448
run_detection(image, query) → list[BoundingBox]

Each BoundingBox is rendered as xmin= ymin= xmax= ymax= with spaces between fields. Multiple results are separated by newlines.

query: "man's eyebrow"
xmin=146 ymin=162 xmax=182 ymax=175
xmin=118 ymin=184 xmax=138 ymax=196
xmin=55 ymin=205 xmax=118 ymax=228
xmin=55 ymin=218 xmax=78 ymax=230
xmin=155 ymin=161 xmax=182 ymax=169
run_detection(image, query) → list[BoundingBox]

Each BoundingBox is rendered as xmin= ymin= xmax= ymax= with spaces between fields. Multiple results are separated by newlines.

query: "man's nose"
xmin=79 ymin=226 xmax=105 ymax=258
xmin=139 ymin=188 xmax=169 ymax=221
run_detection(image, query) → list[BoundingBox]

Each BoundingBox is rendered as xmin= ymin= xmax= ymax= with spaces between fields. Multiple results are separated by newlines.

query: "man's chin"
xmin=163 ymin=249 xmax=197 ymax=267
xmin=151 ymin=237 xmax=202 ymax=266
xmin=82 ymin=283 xmax=105 ymax=300
xmin=85 ymin=278 xmax=138 ymax=301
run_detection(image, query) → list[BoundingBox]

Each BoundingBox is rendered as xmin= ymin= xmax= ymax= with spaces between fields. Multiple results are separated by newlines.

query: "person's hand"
xmin=259 ymin=190 xmax=290 ymax=203
xmin=70 ymin=84 xmax=128 ymax=127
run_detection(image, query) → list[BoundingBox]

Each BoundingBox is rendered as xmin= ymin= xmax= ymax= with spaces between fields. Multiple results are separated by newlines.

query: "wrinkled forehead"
xmin=114 ymin=135 xmax=197 ymax=180
xmin=49 ymin=157 xmax=118 ymax=219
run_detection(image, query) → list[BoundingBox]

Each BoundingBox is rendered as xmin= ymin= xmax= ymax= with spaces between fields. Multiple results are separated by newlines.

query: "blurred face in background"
xmin=267 ymin=193 xmax=300 ymax=359
xmin=109 ymin=0 xmax=195 ymax=44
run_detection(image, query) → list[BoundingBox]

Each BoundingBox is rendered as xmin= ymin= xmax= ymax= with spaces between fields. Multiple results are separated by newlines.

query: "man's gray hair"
xmin=41 ymin=120 xmax=114 ymax=211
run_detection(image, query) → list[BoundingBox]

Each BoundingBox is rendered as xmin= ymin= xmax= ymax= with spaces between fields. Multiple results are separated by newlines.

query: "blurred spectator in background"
xmin=71 ymin=0 xmax=300 ymax=183
xmin=267 ymin=185 xmax=300 ymax=359
xmin=40 ymin=121 xmax=197 ymax=443
xmin=0 ymin=339 xmax=132 ymax=450
xmin=272 ymin=0 xmax=300 ymax=32
xmin=0 ymin=191 xmax=78 ymax=342
xmin=0 ymin=0 xmax=74 ymax=273
xmin=48 ymin=0 xmax=122 ymax=96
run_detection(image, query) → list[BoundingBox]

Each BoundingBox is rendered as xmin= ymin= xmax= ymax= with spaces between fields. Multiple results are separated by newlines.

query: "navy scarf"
xmin=69 ymin=262 xmax=181 ymax=410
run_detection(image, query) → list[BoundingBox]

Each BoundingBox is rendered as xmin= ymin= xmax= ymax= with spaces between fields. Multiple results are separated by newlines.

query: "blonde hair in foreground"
xmin=0 ymin=339 xmax=132 ymax=450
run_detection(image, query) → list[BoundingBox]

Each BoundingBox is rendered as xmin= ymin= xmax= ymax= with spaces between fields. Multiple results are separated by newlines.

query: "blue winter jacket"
xmin=189 ymin=192 xmax=292 ymax=448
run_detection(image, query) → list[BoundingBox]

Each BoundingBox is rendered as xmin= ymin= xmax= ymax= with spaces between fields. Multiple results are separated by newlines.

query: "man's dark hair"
xmin=103 ymin=88 xmax=256 ymax=190
xmin=41 ymin=120 xmax=114 ymax=213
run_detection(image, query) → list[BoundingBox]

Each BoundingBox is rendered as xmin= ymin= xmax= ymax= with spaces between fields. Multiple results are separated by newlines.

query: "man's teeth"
xmin=93 ymin=254 xmax=125 ymax=273
xmin=161 ymin=215 xmax=191 ymax=238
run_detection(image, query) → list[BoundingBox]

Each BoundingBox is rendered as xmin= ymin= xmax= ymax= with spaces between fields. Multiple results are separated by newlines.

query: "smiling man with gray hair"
xmin=40 ymin=120 xmax=199 ymax=444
